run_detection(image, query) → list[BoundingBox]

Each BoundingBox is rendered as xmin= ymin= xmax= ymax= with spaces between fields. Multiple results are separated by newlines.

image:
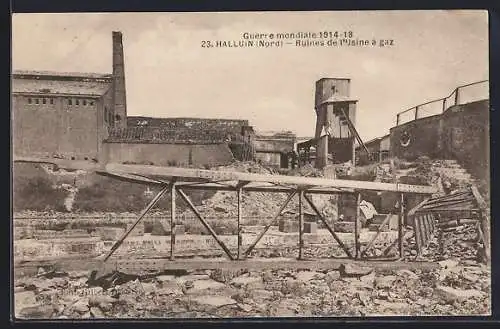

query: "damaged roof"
xmin=105 ymin=127 xmax=230 ymax=145
xmin=12 ymin=70 xmax=112 ymax=96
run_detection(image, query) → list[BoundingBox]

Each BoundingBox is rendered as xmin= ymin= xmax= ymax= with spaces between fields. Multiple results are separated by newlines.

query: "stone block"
xmin=174 ymin=224 xmax=185 ymax=235
xmin=303 ymin=222 xmax=318 ymax=234
xmin=126 ymin=222 xmax=144 ymax=236
xmin=151 ymin=220 xmax=169 ymax=236
xmin=96 ymin=227 xmax=125 ymax=241
xmin=371 ymin=214 xmax=389 ymax=224
xmin=334 ymin=221 xmax=355 ymax=233
xmin=388 ymin=215 xmax=399 ymax=230
xmin=435 ymin=285 xmax=484 ymax=304
xmin=368 ymin=223 xmax=389 ymax=232
xmin=32 ymin=229 xmax=91 ymax=240
xmin=279 ymin=219 xmax=299 ymax=233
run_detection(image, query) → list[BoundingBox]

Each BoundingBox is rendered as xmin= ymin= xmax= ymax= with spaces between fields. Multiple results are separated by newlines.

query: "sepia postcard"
xmin=11 ymin=10 xmax=490 ymax=320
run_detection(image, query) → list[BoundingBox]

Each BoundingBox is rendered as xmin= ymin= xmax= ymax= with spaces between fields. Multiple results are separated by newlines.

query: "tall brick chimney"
xmin=112 ymin=31 xmax=127 ymax=129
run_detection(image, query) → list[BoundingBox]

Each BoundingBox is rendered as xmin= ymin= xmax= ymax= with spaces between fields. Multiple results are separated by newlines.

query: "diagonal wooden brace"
xmin=361 ymin=213 xmax=393 ymax=257
xmin=244 ymin=191 xmax=297 ymax=257
xmin=303 ymin=193 xmax=353 ymax=258
xmin=103 ymin=184 xmax=170 ymax=262
xmin=177 ymin=188 xmax=235 ymax=260
xmin=382 ymin=230 xmax=413 ymax=257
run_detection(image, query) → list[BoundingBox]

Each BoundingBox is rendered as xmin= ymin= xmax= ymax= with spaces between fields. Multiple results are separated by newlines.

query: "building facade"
xmin=12 ymin=70 xmax=114 ymax=161
xmin=12 ymin=31 xmax=296 ymax=169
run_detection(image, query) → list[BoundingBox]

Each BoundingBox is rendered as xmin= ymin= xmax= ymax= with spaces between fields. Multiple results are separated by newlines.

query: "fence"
xmin=395 ymin=80 xmax=489 ymax=126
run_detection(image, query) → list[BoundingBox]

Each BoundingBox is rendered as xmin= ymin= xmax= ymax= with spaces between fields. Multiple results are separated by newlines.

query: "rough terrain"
xmin=14 ymin=256 xmax=490 ymax=318
xmin=13 ymin=157 xmax=491 ymax=318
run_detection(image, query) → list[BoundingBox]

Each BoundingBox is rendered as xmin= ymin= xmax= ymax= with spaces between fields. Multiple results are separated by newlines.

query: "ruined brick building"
xmin=12 ymin=31 xmax=296 ymax=168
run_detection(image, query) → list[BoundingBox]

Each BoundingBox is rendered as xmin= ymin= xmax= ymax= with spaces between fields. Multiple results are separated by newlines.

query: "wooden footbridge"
xmin=13 ymin=157 xmax=489 ymax=277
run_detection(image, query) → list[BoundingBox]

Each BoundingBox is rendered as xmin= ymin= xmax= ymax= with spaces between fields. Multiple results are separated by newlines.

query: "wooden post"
xmin=414 ymin=106 xmax=419 ymax=120
xmin=355 ymin=192 xmax=361 ymax=259
xmin=396 ymin=114 xmax=400 ymax=126
xmin=237 ymin=187 xmax=242 ymax=260
xmin=170 ymin=183 xmax=176 ymax=260
xmin=398 ymin=193 xmax=405 ymax=258
xmin=413 ymin=215 xmax=422 ymax=256
xmin=298 ymin=190 xmax=304 ymax=260
xmin=352 ymin=137 xmax=356 ymax=167
xmin=454 ymin=88 xmax=460 ymax=105
xmin=442 ymin=98 xmax=446 ymax=112
xmin=471 ymin=185 xmax=490 ymax=264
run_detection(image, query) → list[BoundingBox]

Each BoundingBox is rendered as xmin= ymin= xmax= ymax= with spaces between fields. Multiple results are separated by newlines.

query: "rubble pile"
xmin=404 ymin=223 xmax=481 ymax=263
xmin=211 ymin=161 xmax=276 ymax=175
xmin=14 ymin=258 xmax=490 ymax=319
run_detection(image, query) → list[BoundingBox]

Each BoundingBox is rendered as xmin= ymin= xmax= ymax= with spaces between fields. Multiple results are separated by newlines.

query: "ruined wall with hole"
xmin=253 ymin=139 xmax=295 ymax=153
xmin=102 ymin=142 xmax=234 ymax=167
xmin=389 ymin=115 xmax=441 ymax=160
xmin=389 ymin=100 xmax=489 ymax=181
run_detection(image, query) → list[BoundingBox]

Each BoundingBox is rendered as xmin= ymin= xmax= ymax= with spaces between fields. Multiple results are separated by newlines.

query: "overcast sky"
xmin=12 ymin=11 xmax=488 ymax=141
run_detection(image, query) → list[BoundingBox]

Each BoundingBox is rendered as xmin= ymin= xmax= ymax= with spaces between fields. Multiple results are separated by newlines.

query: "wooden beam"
xmin=340 ymin=108 xmax=370 ymax=158
xmin=298 ymin=190 xmax=304 ymax=260
xmin=355 ymin=193 xmax=361 ymax=259
xmin=398 ymin=193 xmax=405 ymax=258
xmin=237 ymin=187 xmax=242 ymax=260
xmin=105 ymin=163 xmax=437 ymax=194
xmin=170 ymin=183 xmax=176 ymax=261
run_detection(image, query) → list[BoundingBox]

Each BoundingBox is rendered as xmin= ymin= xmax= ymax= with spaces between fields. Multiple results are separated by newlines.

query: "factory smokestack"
xmin=112 ymin=31 xmax=127 ymax=129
